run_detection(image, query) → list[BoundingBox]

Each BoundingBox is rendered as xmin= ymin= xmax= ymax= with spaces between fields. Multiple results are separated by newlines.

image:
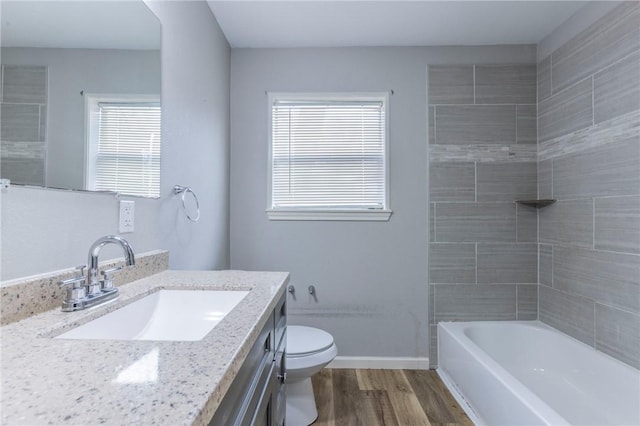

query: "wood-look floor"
xmin=311 ymin=369 xmax=473 ymax=426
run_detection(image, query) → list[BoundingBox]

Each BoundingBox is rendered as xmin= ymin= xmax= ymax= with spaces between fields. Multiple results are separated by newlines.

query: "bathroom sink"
xmin=55 ymin=289 xmax=249 ymax=341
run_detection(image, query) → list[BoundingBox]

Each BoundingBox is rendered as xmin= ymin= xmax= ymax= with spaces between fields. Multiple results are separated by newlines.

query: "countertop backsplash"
xmin=0 ymin=249 xmax=169 ymax=325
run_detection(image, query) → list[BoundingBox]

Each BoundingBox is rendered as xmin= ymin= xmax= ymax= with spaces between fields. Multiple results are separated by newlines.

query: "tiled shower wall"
xmin=428 ymin=63 xmax=538 ymax=367
xmin=537 ymin=2 xmax=640 ymax=369
xmin=0 ymin=66 xmax=48 ymax=186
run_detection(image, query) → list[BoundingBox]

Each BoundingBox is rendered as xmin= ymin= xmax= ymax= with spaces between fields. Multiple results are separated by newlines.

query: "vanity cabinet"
xmin=210 ymin=293 xmax=286 ymax=426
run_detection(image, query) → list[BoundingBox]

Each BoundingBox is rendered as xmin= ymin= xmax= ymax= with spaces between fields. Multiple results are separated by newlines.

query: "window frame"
xmin=266 ymin=92 xmax=392 ymax=221
xmin=84 ymin=93 xmax=161 ymax=198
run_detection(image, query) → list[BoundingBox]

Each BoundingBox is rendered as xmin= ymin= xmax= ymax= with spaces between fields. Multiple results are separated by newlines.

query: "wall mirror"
xmin=0 ymin=1 xmax=161 ymax=198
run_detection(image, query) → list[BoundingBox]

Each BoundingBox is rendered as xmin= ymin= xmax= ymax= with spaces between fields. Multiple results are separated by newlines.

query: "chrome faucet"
xmin=59 ymin=235 xmax=136 ymax=312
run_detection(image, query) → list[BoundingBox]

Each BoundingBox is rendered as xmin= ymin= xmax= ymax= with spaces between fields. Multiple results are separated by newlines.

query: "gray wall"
xmin=1 ymin=1 xmax=231 ymax=280
xmin=230 ymin=46 xmax=535 ymax=360
xmin=428 ymin=63 xmax=538 ymax=366
xmin=1 ymin=47 xmax=161 ymax=190
xmin=536 ymin=1 xmax=640 ymax=369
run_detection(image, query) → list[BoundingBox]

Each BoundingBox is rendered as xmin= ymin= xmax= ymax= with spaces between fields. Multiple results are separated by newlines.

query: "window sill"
xmin=266 ymin=209 xmax=392 ymax=222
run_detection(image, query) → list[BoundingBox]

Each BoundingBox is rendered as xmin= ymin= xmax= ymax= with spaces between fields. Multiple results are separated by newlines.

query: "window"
xmin=85 ymin=95 xmax=160 ymax=198
xmin=268 ymin=93 xmax=391 ymax=221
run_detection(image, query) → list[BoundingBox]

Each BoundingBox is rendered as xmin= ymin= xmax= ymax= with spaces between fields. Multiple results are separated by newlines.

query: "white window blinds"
xmin=270 ymin=96 xmax=387 ymax=211
xmin=94 ymin=102 xmax=161 ymax=198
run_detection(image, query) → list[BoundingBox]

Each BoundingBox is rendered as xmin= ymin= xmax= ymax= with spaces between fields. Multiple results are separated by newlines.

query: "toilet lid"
xmin=287 ymin=326 xmax=334 ymax=356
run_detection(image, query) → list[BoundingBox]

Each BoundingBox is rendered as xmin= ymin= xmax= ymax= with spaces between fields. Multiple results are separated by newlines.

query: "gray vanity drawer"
xmin=209 ymin=312 xmax=274 ymax=426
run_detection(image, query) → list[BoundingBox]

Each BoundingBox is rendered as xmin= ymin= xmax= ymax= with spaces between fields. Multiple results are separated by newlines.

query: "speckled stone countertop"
xmin=0 ymin=269 xmax=289 ymax=425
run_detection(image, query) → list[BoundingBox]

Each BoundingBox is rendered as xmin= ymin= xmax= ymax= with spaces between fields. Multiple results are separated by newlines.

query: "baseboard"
xmin=327 ymin=356 xmax=430 ymax=370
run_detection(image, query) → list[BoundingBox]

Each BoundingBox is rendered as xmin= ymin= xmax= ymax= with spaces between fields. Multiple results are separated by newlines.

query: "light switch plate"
xmin=119 ymin=200 xmax=135 ymax=233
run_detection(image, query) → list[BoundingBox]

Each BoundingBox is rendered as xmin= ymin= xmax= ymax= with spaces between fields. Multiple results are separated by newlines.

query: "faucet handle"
xmin=101 ymin=266 xmax=122 ymax=290
xmin=59 ymin=265 xmax=87 ymax=288
xmin=58 ymin=275 xmax=85 ymax=289
xmin=59 ymin=266 xmax=87 ymax=305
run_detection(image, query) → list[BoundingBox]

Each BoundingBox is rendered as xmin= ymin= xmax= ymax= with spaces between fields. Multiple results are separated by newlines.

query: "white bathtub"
xmin=437 ymin=321 xmax=640 ymax=426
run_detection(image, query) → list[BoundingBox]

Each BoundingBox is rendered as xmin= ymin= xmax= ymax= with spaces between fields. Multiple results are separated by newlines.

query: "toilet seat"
xmin=287 ymin=326 xmax=334 ymax=357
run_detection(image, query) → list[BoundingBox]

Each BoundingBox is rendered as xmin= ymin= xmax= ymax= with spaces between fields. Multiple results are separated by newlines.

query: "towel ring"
xmin=174 ymin=185 xmax=200 ymax=222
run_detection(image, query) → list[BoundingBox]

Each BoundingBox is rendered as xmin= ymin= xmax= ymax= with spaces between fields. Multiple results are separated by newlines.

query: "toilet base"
xmin=286 ymin=378 xmax=318 ymax=426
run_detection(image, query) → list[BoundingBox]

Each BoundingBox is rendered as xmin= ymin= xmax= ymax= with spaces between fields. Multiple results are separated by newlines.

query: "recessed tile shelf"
xmin=515 ymin=199 xmax=557 ymax=208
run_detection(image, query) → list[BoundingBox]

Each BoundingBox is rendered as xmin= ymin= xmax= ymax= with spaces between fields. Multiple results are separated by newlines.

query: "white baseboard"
xmin=327 ymin=356 xmax=430 ymax=370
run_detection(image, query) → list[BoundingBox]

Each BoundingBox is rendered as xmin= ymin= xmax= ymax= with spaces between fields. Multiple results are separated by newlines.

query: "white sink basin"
xmin=55 ymin=290 xmax=249 ymax=341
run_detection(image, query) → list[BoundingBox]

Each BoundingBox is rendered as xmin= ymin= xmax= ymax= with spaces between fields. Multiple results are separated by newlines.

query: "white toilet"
xmin=286 ymin=325 xmax=338 ymax=426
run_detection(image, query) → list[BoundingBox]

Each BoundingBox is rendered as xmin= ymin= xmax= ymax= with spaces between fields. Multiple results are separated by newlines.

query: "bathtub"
xmin=437 ymin=321 xmax=640 ymax=426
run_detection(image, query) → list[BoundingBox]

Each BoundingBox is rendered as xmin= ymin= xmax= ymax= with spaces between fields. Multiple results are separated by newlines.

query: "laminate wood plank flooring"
xmin=311 ymin=369 xmax=473 ymax=426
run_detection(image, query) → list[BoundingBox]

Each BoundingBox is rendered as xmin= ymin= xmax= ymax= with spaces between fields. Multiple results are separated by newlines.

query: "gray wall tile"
xmin=429 ymin=162 xmax=475 ymax=202
xmin=430 ymin=143 xmax=537 ymax=163
xmin=434 ymin=284 xmax=516 ymax=321
xmin=1 ymin=66 xmax=47 ymax=104
xmin=553 ymin=136 xmax=640 ymax=199
xmin=39 ymin=105 xmax=47 ymax=142
xmin=539 ymin=199 xmax=593 ymax=248
xmin=517 ymin=204 xmax=537 ymax=243
xmin=538 ymin=78 xmax=593 ymax=142
xmin=539 ymin=285 xmax=595 ymax=346
xmin=429 ymin=106 xmax=435 ymax=144
xmin=429 ymin=324 xmax=438 ymax=368
xmin=595 ymin=196 xmax=640 ymax=254
xmin=595 ymin=304 xmax=640 ymax=369
xmin=551 ymin=2 xmax=640 ymax=93
xmin=477 ymin=162 xmax=537 ymax=202
xmin=537 ymin=159 xmax=553 ymax=199
xmin=594 ymin=51 xmax=640 ymax=124
xmin=475 ymin=65 xmax=537 ymax=104
xmin=517 ymin=284 xmax=538 ymax=320
xmin=436 ymin=202 xmax=516 ymax=242
xmin=429 ymin=243 xmax=476 ymax=284
xmin=0 ymin=158 xmax=45 ymax=186
xmin=537 ymin=56 xmax=551 ymax=102
xmin=428 ymin=65 xmax=474 ymax=105
xmin=0 ymin=104 xmax=41 ymax=142
xmin=435 ymin=105 xmax=516 ymax=144
xmin=429 ymin=284 xmax=435 ymax=324
xmin=516 ymin=104 xmax=537 ymax=144
xmin=539 ymin=244 xmax=553 ymax=287
xmin=477 ymin=243 xmax=537 ymax=284
xmin=430 ymin=203 xmax=435 ymax=242
xmin=554 ymin=245 xmax=640 ymax=313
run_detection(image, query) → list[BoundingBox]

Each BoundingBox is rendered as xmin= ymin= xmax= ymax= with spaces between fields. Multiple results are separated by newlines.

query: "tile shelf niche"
xmin=515 ymin=199 xmax=557 ymax=208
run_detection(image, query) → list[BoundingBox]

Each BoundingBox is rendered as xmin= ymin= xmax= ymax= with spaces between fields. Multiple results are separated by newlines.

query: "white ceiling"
xmin=207 ymin=1 xmax=588 ymax=48
xmin=1 ymin=1 xmax=160 ymax=49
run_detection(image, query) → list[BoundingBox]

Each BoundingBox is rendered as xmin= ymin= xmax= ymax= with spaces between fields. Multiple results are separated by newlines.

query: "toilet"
xmin=286 ymin=325 xmax=338 ymax=426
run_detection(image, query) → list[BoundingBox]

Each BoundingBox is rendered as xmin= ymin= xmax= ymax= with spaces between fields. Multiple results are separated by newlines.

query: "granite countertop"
xmin=0 ymin=269 xmax=289 ymax=426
